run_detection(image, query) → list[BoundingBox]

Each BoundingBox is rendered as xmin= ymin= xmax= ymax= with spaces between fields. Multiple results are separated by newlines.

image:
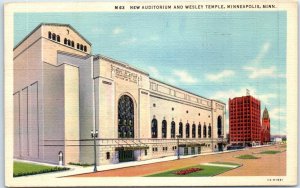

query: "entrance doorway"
xmin=119 ymin=150 xmax=134 ymax=162
xmin=184 ymin=147 xmax=188 ymax=155
xmin=58 ymin=151 xmax=63 ymax=166
xmin=218 ymin=143 xmax=223 ymax=151
xmin=197 ymin=146 xmax=201 ymax=154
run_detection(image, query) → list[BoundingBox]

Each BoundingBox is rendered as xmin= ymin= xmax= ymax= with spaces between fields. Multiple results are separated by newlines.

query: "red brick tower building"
xmin=229 ymin=95 xmax=261 ymax=146
xmin=261 ymin=107 xmax=271 ymax=144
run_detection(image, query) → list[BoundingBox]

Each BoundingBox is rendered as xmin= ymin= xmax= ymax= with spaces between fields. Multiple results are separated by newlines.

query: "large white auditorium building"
xmin=13 ymin=23 xmax=226 ymax=165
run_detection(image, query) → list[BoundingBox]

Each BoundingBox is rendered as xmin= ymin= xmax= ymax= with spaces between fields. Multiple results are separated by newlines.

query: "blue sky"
xmin=14 ymin=11 xmax=287 ymax=135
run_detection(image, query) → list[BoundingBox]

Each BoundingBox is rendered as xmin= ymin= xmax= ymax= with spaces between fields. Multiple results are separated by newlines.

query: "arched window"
xmin=186 ymin=123 xmax=190 ymax=138
xmin=48 ymin=31 xmax=52 ymax=39
xmin=151 ymin=118 xmax=158 ymax=138
xmin=77 ymin=43 xmax=79 ymax=49
xmin=171 ymin=121 xmax=175 ymax=138
xmin=80 ymin=44 xmax=83 ymax=50
xmin=179 ymin=122 xmax=183 ymax=138
xmin=57 ymin=35 xmax=60 ymax=42
xmin=198 ymin=123 xmax=201 ymax=138
xmin=84 ymin=45 xmax=87 ymax=52
xmin=208 ymin=125 xmax=212 ymax=138
xmin=192 ymin=124 xmax=196 ymax=138
xmin=52 ymin=33 xmax=56 ymax=41
xmin=217 ymin=116 xmax=222 ymax=138
xmin=203 ymin=124 xmax=207 ymax=138
xmin=162 ymin=120 xmax=167 ymax=138
xmin=67 ymin=39 xmax=71 ymax=46
xmin=64 ymin=38 xmax=67 ymax=45
xmin=71 ymin=41 xmax=74 ymax=47
xmin=118 ymin=95 xmax=134 ymax=138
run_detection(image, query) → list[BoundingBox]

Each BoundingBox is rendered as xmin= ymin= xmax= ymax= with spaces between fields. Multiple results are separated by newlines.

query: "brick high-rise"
xmin=229 ymin=95 xmax=261 ymax=146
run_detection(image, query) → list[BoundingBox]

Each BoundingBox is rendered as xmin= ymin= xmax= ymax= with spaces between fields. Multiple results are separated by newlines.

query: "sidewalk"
xmin=14 ymin=144 xmax=274 ymax=179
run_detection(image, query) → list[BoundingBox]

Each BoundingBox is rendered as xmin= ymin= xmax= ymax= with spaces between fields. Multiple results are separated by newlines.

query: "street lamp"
xmin=176 ymin=134 xmax=180 ymax=160
xmin=91 ymin=129 xmax=98 ymax=172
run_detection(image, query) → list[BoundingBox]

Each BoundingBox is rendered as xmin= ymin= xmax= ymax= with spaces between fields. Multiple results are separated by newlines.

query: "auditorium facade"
xmin=13 ymin=23 xmax=226 ymax=165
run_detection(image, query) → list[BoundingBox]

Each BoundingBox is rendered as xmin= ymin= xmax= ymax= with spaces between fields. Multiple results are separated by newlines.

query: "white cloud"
xmin=148 ymin=67 xmax=197 ymax=85
xmin=257 ymin=93 xmax=277 ymax=105
xmin=205 ymin=70 xmax=235 ymax=82
xmin=148 ymin=66 xmax=160 ymax=79
xmin=120 ymin=37 xmax=137 ymax=45
xmin=211 ymin=87 xmax=277 ymax=105
xmin=243 ymin=66 xmax=276 ymax=79
xmin=250 ymin=42 xmax=271 ymax=64
xmin=269 ymin=107 xmax=286 ymax=121
xmin=172 ymin=70 xmax=198 ymax=84
xmin=112 ymin=27 xmax=124 ymax=35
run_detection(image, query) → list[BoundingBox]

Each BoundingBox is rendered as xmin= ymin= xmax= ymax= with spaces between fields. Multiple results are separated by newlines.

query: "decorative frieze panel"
xmin=216 ymin=103 xmax=224 ymax=110
xmin=157 ymin=84 xmax=170 ymax=95
xmin=111 ymin=65 xmax=138 ymax=84
xmin=175 ymin=91 xmax=185 ymax=99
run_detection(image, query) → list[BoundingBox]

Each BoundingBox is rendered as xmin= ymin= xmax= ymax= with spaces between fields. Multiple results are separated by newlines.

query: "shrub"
xmin=68 ymin=162 xmax=93 ymax=167
xmin=14 ymin=166 xmax=69 ymax=177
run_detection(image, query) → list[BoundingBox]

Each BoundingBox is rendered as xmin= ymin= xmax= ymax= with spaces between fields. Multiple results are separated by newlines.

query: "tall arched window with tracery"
xmin=192 ymin=124 xmax=196 ymax=138
xmin=217 ymin=116 xmax=222 ymax=138
xmin=186 ymin=123 xmax=190 ymax=138
xmin=151 ymin=118 xmax=158 ymax=138
xmin=198 ymin=123 xmax=201 ymax=138
xmin=118 ymin=95 xmax=134 ymax=138
xmin=203 ymin=124 xmax=207 ymax=138
xmin=171 ymin=121 xmax=175 ymax=138
xmin=162 ymin=120 xmax=167 ymax=138
xmin=179 ymin=122 xmax=183 ymax=138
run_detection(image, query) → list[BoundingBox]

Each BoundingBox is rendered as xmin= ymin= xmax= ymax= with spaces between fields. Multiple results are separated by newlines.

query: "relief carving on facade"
xmin=111 ymin=65 xmax=138 ymax=84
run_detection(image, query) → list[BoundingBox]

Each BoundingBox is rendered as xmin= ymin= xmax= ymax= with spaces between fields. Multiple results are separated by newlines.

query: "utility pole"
xmin=91 ymin=129 xmax=98 ymax=172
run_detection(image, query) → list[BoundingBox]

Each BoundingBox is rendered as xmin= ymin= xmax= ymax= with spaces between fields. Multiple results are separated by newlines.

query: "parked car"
xmin=227 ymin=145 xmax=245 ymax=150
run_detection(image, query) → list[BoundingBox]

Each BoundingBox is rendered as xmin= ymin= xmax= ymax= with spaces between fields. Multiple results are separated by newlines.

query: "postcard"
xmin=4 ymin=1 xmax=298 ymax=187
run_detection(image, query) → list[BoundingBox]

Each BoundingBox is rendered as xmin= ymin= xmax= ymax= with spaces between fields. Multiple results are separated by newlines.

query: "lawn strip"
xmin=14 ymin=161 xmax=69 ymax=177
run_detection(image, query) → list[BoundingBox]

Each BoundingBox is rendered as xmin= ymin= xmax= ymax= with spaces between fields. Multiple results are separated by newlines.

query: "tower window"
xmin=106 ymin=152 xmax=110 ymax=160
xmin=84 ymin=45 xmax=87 ymax=52
xmin=80 ymin=44 xmax=83 ymax=51
xmin=64 ymin=38 xmax=67 ymax=45
xmin=48 ymin=31 xmax=51 ymax=39
xmin=71 ymin=41 xmax=74 ymax=47
xmin=77 ymin=43 xmax=79 ymax=49
xmin=67 ymin=39 xmax=71 ymax=46
xmin=57 ymin=35 xmax=60 ymax=42
xmin=52 ymin=33 xmax=56 ymax=41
